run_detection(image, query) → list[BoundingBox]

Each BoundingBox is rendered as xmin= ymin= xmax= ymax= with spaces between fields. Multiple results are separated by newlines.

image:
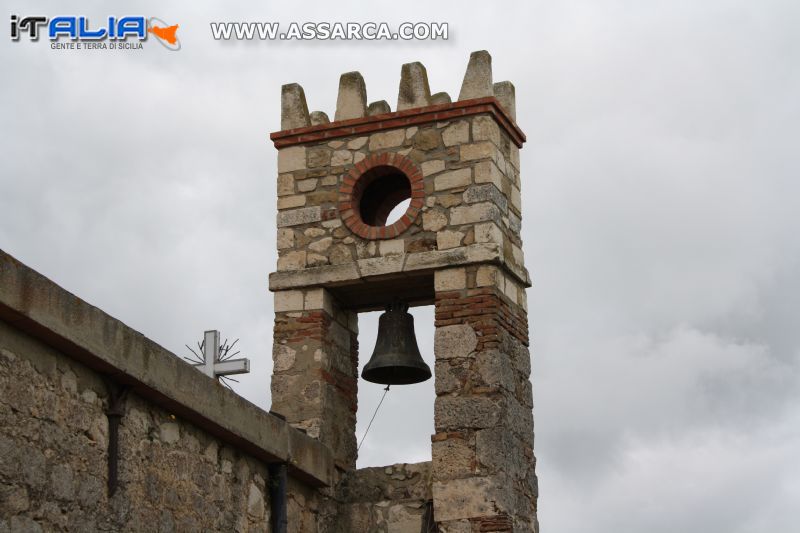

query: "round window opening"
xmin=355 ymin=166 xmax=411 ymax=227
xmin=340 ymin=153 xmax=425 ymax=240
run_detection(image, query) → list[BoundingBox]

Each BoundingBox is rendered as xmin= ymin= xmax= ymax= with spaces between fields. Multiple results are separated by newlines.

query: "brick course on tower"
xmin=269 ymin=50 xmax=538 ymax=532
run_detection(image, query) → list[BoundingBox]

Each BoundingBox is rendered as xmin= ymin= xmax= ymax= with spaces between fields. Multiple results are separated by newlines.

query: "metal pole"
xmin=104 ymin=382 xmax=129 ymax=497
xmin=268 ymin=463 xmax=288 ymax=533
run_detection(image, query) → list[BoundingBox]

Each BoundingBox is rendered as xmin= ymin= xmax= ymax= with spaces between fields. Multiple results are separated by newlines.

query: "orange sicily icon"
xmin=148 ymin=24 xmax=179 ymax=44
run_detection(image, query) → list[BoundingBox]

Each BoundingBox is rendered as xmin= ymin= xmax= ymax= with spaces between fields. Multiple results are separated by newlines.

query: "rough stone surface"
xmin=458 ymin=50 xmax=493 ymax=101
xmin=460 ymin=141 xmax=495 ymax=162
xmin=278 ymin=146 xmax=306 ymax=173
xmin=421 ymin=210 xmax=448 ymax=232
xmin=434 ymin=268 xmax=467 ymax=291
xmin=307 ymin=147 xmax=331 ymax=168
xmin=431 ymin=265 xmax=536 ymax=531
xmin=432 ymin=477 xmax=510 ymax=521
xmin=436 ymin=230 xmax=464 ymax=250
xmin=338 ymin=463 xmax=432 ymax=532
xmin=435 ymin=168 xmax=472 ymax=191
xmin=309 ymin=237 xmax=333 ymax=253
xmin=272 ymin=297 xmax=359 ymax=471
xmin=277 ymin=228 xmax=294 ymax=250
xmin=274 ymin=289 xmax=305 ymax=312
xmin=367 ymin=100 xmax=391 ymax=116
xmin=472 ymin=115 xmax=502 ymax=146
xmin=434 ymin=325 xmax=478 ymax=359
xmin=347 ymin=136 xmax=368 ymax=150
xmin=464 ymin=184 xmax=508 ymax=213
xmin=435 ymin=396 xmax=502 ymax=431
xmin=307 ymin=252 xmax=328 ymax=267
xmin=493 ymin=81 xmax=516 ymax=120
xmin=474 ymin=222 xmax=504 ymax=246
xmin=277 ymin=206 xmax=322 ymax=228
xmin=331 ymin=149 xmax=353 ymax=166
xmin=431 ymin=91 xmax=452 ymax=105
xmin=379 ymin=239 xmax=405 ymax=256
xmin=369 ymin=129 xmax=406 ymax=151
xmin=295 ymin=179 xmax=317 ymax=194
xmin=335 ymin=71 xmax=368 ymax=121
xmin=309 ymin=110 xmax=330 ymax=126
xmin=0 ymin=320 xmax=293 ymax=533
xmin=277 ymin=173 xmax=295 ymax=196
xmin=442 ymin=121 xmax=469 ymax=147
xmin=449 ymin=203 xmax=500 ymax=226
xmin=277 ymin=250 xmax=307 ymax=271
xmin=397 ymin=62 xmax=432 ymax=111
xmin=421 ymin=159 xmax=445 ymax=177
xmin=273 ymin=344 xmax=297 ymax=372
xmin=278 ymin=194 xmax=306 ymax=210
xmin=475 ymin=265 xmax=499 ymax=287
xmin=474 ymin=160 xmax=504 ymax=189
xmin=413 ymin=128 xmax=441 ymax=151
xmin=511 ymin=185 xmax=522 ymax=213
xmin=281 ymin=83 xmax=310 ymax=130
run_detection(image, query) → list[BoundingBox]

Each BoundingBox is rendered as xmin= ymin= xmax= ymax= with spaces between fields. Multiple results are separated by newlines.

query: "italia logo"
xmin=10 ymin=15 xmax=180 ymax=51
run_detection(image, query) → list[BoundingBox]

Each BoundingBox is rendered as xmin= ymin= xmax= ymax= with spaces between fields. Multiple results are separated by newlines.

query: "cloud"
xmin=1 ymin=1 xmax=799 ymax=531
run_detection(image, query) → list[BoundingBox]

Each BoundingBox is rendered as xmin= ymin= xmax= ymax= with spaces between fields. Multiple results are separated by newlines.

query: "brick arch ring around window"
xmin=338 ymin=152 xmax=425 ymax=240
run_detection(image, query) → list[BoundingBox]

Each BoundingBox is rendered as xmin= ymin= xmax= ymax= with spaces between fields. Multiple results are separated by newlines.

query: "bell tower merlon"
xmin=269 ymin=50 xmax=537 ymax=532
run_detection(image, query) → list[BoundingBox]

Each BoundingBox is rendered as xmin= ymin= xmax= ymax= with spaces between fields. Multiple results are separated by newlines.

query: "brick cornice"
xmin=269 ymin=97 xmax=526 ymax=149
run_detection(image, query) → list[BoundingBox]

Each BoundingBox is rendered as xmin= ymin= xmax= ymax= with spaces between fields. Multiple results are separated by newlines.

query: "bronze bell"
xmin=361 ymin=300 xmax=432 ymax=385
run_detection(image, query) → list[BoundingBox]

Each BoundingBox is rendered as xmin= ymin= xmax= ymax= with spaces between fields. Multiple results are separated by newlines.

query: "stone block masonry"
xmin=432 ymin=265 xmax=536 ymax=532
xmin=0 ymin=323 xmax=274 ymax=531
xmin=338 ymin=462 xmax=433 ymax=531
xmin=269 ymin=50 xmax=538 ymax=532
xmin=0 ymin=250 xmax=332 ymax=531
xmin=269 ymin=62 xmax=530 ymax=289
xmin=268 ymin=98 xmax=530 ymax=297
xmin=271 ymin=287 xmax=360 ymax=471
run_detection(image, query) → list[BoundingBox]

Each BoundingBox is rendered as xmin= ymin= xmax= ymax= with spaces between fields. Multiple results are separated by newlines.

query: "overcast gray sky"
xmin=2 ymin=1 xmax=799 ymax=531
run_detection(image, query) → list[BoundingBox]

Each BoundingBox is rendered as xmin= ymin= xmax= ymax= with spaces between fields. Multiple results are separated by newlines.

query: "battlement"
xmin=267 ymin=50 xmax=531 ymax=313
xmin=270 ymin=51 xmax=524 ymax=148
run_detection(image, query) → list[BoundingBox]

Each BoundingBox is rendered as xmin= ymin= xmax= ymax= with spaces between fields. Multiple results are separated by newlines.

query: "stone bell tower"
xmin=269 ymin=51 xmax=537 ymax=532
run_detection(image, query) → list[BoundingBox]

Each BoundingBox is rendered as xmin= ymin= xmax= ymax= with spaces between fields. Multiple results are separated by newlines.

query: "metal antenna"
xmin=185 ymin=330 xmax=250 ymax=382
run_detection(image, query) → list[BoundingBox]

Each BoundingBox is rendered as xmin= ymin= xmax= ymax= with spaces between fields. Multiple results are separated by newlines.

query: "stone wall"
xmin=0 ymin=250 xmax=333 ymax=533
xmin=338 ymin=462 xmax=433 ymax=532
xmin=0 ymin=320 xmax=273 ymax=531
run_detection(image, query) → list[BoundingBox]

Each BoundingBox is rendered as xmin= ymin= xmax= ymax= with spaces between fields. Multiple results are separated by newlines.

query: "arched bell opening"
xmin=355 ymin=303 xmax=436 ymax=468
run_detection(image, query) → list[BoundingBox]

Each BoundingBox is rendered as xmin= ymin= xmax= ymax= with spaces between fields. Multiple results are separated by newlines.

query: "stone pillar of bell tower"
xmin=269 ymin=50 xmax=537 ymax=532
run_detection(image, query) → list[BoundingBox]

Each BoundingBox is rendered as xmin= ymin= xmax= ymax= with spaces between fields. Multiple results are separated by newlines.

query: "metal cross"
xmin=194 ymin=330 xmax=250 ymax=380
